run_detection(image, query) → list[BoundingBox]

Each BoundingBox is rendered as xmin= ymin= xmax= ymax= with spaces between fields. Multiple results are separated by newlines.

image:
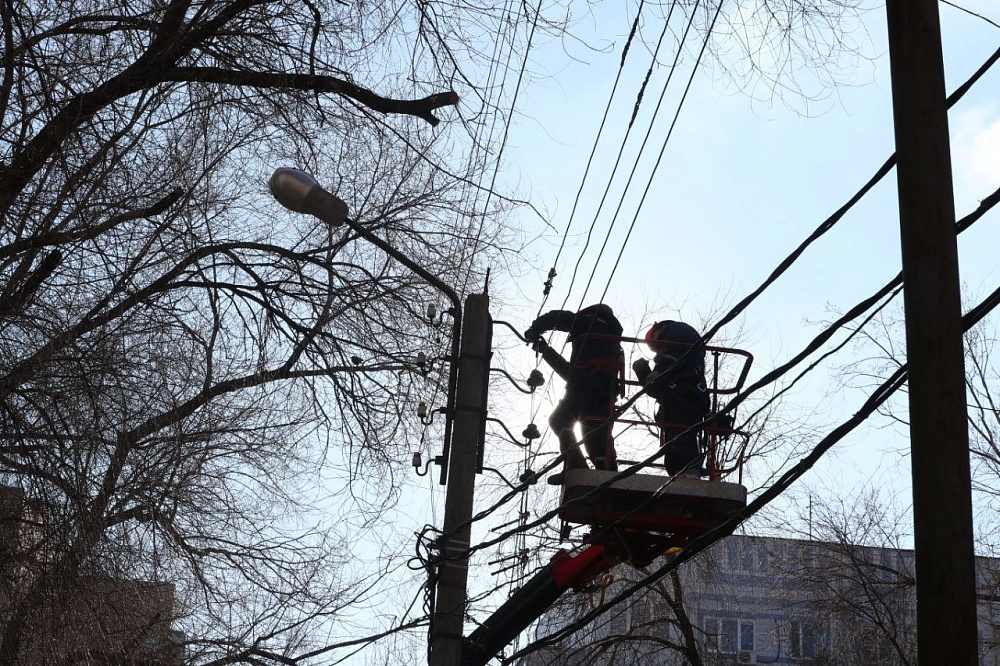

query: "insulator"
xmin=417 ymin=402 xmax=428 ymax=418
xmin=427 ymin=303 xmax=437 ymax=320
xmin=526 ymin=369 xmax=545 ymax=389
xmin=519 ymin=469 xmax=538 ymax=485
xmin=417 ymin=351 xmax=427 ymax=368
xmin=522 ymin=423 xmax=541 ymax=440
xmin=411 ymin=452 xmax=422 ymax=468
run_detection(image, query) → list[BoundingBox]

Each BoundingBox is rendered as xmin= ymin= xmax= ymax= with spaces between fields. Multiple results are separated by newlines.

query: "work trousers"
xmin=657 ymin=382 xmax=709 ymax=475
xmin=549 ymin=378 xmax=618 ymax=471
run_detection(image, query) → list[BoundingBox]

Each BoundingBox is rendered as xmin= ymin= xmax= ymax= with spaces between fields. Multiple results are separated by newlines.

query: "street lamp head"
xmin=268 ymin=167 xmax=349 ymax=226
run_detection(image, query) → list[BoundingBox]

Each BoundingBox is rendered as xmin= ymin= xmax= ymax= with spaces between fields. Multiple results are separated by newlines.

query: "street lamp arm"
xmin=341 ymin=217 xmax=461 ymax=317
xmin=269 ymin=167 xmax=463 ymax=485
xmin=337 ymin=215 xmax=463 ymax=485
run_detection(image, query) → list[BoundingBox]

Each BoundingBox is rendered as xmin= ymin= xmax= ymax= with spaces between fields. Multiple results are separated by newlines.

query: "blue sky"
xmin=489 ymin=2 xmax=1000 ymax=516
xmin=341 ymin=4 xmax=1000 ymax=661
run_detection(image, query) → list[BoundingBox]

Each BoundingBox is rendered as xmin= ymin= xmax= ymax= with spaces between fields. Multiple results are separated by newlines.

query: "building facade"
xmin=0 ymin=485 xmax=183 ymax=665
xmin=524 ymin=534 xmax=1000 ymax=665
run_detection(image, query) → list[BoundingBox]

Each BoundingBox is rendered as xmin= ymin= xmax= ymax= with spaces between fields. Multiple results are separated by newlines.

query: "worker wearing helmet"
xmin=524 ymin=304 xmax=623 ymax=484
xmin=633 ymin=320 xmax=710 ymax=477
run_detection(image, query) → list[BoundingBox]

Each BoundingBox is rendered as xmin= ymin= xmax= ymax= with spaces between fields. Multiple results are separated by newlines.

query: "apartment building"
xmin=0 ymin=485 xmax=183 ymax=665
xmin=525 ymin=534 xmax=1000 ymax=665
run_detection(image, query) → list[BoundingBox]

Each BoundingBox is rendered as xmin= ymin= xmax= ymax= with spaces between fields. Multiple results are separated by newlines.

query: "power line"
xmin=553 ymin=1 xmax=685 ymax=312
xmin=535 ymin=1 xmax=653 ymax=314
xmin=458 ymin=0 xmax=541 ymax=296
xmin=940 ymin=0 xmax=1000 ymax=29
xmin=522 ymin=4 xmax=689 ymax=452
xmin=590 ymin=1 xmax=725 ymax=306
xmin=508 ymin=278 xmax=1000 ymax=662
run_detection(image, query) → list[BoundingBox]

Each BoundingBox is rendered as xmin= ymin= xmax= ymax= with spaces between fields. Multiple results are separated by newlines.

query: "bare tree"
xmin=0 ymin=0 xmax=555 ymax=662
xmin=780 ymin=490 xmax=918 ymax=665
xmin=830 ymin=295 xmax=1000 ymax=552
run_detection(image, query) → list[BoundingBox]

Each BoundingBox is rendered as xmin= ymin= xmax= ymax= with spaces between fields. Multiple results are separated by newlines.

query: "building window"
xmin=791 ymin=621 xmax=826 ymax=660
xmin=741 ymin=621 xmax=755 ymax=652
xmin=705 ymin=616 xmax=755 ymax=653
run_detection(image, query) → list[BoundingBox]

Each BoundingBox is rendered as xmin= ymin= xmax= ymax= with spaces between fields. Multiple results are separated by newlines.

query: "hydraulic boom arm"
xmin=461 ymin=544 xmax=612 ymax=666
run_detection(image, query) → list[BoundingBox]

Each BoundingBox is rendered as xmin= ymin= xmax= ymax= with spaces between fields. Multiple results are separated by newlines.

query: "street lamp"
xmin=268 ymin=168 xmax=349 ymax=225
xmin=268 ymin=167 xmax=463 ymax=484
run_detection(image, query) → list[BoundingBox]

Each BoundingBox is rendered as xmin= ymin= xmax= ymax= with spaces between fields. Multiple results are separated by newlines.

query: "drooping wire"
xmin=535 ymin=0 xmax=653 ymax=314
xmin=591 ymin=1 xmax=725 ymax=305
xmin=560 ymin=0 xmax=694 ymax=311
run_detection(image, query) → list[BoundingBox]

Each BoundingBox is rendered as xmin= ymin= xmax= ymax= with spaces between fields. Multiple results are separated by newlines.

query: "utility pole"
xmin=430 ymin=293 xmax=491 ymax=666
xmin=268 ymin=168 xmax=490 ymax=664
xmin=884 ymin=4 xmax=978 ymax=664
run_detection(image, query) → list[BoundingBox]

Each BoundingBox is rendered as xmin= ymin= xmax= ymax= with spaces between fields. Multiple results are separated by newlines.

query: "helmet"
xmin=644 ymin=320 xmax=673 ymax=353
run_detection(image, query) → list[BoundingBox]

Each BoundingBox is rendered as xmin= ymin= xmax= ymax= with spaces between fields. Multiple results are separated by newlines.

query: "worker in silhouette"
xmin=525 ymin=304 xmax=624 ymax=484
xmin=632 ymin=320 xmax=710 ymax=477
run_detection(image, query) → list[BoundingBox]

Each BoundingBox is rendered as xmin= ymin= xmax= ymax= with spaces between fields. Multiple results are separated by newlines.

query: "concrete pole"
xmin=884 ymin=4 xmax=978 ymax=663
xmin=430 ymin=294 xmax=491 ymax=665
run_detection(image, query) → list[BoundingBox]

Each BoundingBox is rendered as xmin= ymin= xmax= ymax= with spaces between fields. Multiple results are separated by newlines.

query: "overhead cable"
xmin=590 ymin=1 xmax=725 ymax=305
xmin=508 ymin=279 xmax=1000 ymax=662
xmin=558 ymin=1 xmax=689 ymax=310
xmin=536 ymin=1 xmax=652 ymax=313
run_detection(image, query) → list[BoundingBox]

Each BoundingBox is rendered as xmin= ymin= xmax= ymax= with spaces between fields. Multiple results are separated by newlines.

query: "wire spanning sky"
xmin=339 ymin=3 xmax=1000 ymax=662
xmin=462 ymin=2 xmax=1000 ymax=661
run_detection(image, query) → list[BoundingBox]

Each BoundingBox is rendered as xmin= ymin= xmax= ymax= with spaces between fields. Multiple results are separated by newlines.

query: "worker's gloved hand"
xmin=632 ymin=358 xmax=651 ymax=382
xmin=523 ymin=327 xmax=540 ymax=343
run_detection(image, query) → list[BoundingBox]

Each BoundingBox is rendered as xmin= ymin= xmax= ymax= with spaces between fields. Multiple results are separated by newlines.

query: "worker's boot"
xmin=548 ymin=434 xmax=588 ymax=485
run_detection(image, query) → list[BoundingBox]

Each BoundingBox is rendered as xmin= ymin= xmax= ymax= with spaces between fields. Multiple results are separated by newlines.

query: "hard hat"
xmin=645 ymin=320 xmax=673 ymax=352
